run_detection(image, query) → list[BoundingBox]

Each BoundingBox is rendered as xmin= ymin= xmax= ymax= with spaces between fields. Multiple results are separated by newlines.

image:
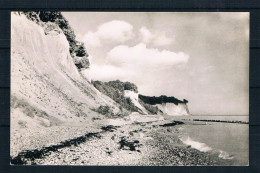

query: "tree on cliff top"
xmin=23 ymin=11 xmax=88 ymax=58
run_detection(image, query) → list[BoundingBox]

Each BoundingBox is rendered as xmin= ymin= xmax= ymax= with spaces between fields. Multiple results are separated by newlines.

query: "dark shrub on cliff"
xmin=124 ymin=82 xmax=138 ymax=93
xmin=75 ymin=43 xmax=88 ymax=57
xmin=95 ymin=106 xmax=111 ymax=115
xmin=21 ymin=11 xmax=40 ymax=23
xmin=139 ymin=94 xmax=187 ymax=105
xmin=183 ymin=99 xmax=188 ymax=103
xmin=92 ymin=80 xmax=139 ymax=112
xmin=138 ymin=99 xmax=161 ymax=115
xmin=93 ymin=106 xmax=128 ymax=118
xmin=105 ymin=80 xmax=138 ymax=93
xmin=106 ymin=80 xmax=125 ymax=92
xmin=38 ymin=11 xmax=62 ymax=22
xmin=22 ymin=11 xmax=88 ymax=60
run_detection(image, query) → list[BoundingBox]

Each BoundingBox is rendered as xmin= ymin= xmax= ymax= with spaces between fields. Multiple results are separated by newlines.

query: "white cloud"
xmin=97 ymin=20 xmax=134 ymax=42
xmin=154 ymin=34 xmax=172 ymax=46
xmin=82 ymin=31 xmax=101 ymax=47
xmin=139 ymin=27 xmax=173 ymax=46
xmin=90 ymin=43 xmax=189 ymax=84
xmin=139 ymin=27 xmax=153 ymax=43
xmin=82 ymin=20 xmax=134 ymax=48
xmin=90 ymin=64 xmax=136 ymax=81
xmin=107 ymin=43 xmax=189 ymax=67
xmin=75 ymin=32 xmax=83 ymax=42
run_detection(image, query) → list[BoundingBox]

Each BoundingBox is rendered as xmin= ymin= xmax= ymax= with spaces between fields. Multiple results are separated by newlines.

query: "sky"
xmin=62 ymin=12 xmax=249 ymax=115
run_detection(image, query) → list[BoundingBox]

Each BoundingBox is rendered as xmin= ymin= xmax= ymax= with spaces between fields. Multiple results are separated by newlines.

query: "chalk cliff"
xmin=11 ymin=11 xmax=190 ymax=158
xmin=11 ymin=12 xmax=128 ymax=156
xmin=93 ymin=80 xmax=190 ymax=116
xmin=92 ymin=80 xmax=142 ymax=113
xmin=138 ymin=95 xmax=190 ymax=116
xmin=155 ymin=103 xmax=189 ymax=115
xmin=124 ymin=90 xmax=149 ymax=114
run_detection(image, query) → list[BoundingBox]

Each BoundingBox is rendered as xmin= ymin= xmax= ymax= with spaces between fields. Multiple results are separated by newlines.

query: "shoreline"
xmin=10 ymin=118 xmax=238 ymax=166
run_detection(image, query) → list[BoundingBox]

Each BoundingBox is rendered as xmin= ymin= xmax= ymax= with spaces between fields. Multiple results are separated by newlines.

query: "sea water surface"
xmin=181 ymin=115 xmax=249 ymax=122
xmin=166 ymin=115 xmax=249 ymax=165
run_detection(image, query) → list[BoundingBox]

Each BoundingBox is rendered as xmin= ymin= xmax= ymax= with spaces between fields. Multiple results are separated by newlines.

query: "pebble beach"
xmin=10 ymin=118 xmax=235 ymax=166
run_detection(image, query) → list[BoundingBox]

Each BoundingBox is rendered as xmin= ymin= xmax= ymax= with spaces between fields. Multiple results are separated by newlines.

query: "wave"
xmin=218 ymin=150 xmax=234 ymax=160
xmin=180 ymin=137 xmax=212 ymax=152
xmin=180 ymin=136 xmax=234 ymax=160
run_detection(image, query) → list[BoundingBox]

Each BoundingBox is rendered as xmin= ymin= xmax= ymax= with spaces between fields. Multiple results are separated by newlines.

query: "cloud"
xmin=82 ymin=31 xmax=101 ymax=47
xmin=97 ymin=20 xmax=134 ymax=42
xmin=90 ymin=43 xmax=189 ymax=87
xmin=139 ymin=27 xmax=153 ymax=43
xmin=107 ymin=43 xmax=189 ymax=67
xmin=90 ymin=64 xmax=136 ymax=81
xmin=82 ymin=20 xmax=134 ymax=48
xmin=139 ymin=27 xmax=173 ymax=46
xmin=154 ymin=35 xmax=173 ymax=46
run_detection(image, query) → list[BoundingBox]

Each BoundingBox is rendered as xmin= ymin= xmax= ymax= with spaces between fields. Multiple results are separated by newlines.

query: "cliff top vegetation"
xmin=139 ymin=94 xmax=188 ymax=105
xmin=22 ymin=11 xmax=88 ymax=59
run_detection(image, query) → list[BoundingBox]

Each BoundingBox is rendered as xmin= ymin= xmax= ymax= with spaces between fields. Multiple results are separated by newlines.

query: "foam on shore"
xmin=180 ymin=136 xmax=234 ymax=160
xmin=218 ymin=150 xmax=234 ymax=160
xmin=180 ymin=136 xmax=212 ymax=152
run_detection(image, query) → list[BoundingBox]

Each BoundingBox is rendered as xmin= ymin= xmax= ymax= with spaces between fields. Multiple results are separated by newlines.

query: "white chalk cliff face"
xmin=10 ymin=12 xmax=190 ymax=160
xmin=124 ymin=90 xmax=148 ymax=114
xmin=11 ymin=12 xmax=189 ymax=128
xmin=156 ymin=103 xmax=189 ymax=116
xmin=11 ymin=13 xmax=123 ymax=133
xmin=124 ymin=90 xmax=190 ymax=116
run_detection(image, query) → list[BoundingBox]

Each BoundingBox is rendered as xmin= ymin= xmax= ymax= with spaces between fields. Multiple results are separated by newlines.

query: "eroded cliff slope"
xmin=11 ymin=12 xmax=128 ymax=156
xmin=139 ymin=95 xmax=190 ymax=116
xmin=93 ymin=80 xmax=190 ymax=116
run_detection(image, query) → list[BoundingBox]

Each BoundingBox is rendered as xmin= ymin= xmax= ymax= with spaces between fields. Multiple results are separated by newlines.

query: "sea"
xmin=165 ymin=115 xmax=249 ymax=165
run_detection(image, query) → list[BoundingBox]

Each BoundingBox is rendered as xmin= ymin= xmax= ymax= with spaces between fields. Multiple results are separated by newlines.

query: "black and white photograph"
xmin=10 ymin=11 xmax=249 ymax=166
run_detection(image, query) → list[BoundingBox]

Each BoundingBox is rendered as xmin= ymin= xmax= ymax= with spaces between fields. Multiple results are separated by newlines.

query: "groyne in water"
xmin=183 ymin=119 xmax=248 ymax=124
